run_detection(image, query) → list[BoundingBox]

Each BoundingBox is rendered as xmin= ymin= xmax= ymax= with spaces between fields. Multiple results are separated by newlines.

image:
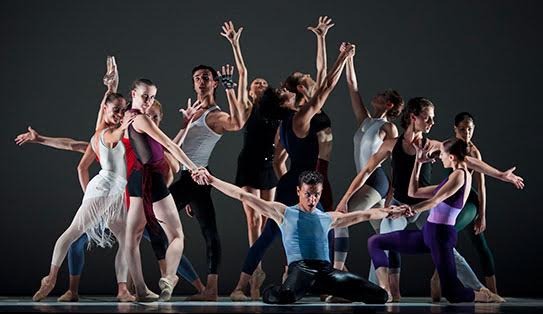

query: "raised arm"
xmin=15 ymin=126 xmax=88 ymax=153
xmin=132 ymin=115 xmax=198 ymax=172
xmin=345 ymin=55 xmax=370 ymax=126
xmin=308 ymin=16 xmax=334 ymax=88
xmin=205 ymin=172 xmax=286 ymax=224
xmin=409 ymin=170 xmax=467 ymax=214
xmin=95 ymin=56 xmax=119 ymax=131
xmin=336 ymin=138 xmax=395 ymax=212
xmin=273 ymin=126 xmax=288 ymax=179
xmin=77 ymin=144 xmax=97 ymax=192
xmin=293 ymin=42 xmax=354 ymax=138
xmin=221 ymin=21 xmax=251 ymax=116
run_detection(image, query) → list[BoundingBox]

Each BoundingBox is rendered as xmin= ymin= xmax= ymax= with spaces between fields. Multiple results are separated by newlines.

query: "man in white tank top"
xmin=169 ymin=24 xmax=253 ymax=301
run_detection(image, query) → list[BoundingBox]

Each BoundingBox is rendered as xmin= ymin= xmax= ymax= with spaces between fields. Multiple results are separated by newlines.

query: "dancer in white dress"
xmin=33 ymin=92 xmax=135 ymax=301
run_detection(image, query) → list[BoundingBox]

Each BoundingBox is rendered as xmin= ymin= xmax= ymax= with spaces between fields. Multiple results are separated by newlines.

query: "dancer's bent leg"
xmin=262 ymin=261 xmax=316 ymax=304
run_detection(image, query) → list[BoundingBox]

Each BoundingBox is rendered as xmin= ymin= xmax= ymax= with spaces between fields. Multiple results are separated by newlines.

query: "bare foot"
xmin=33 ymin=276 xmax=56 ymax=302
xmin=57 ymin=290 xmax=79 ymax=302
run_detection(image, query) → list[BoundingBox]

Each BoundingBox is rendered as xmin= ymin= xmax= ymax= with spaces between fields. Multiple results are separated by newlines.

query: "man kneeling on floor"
xmin=195 ymin=169 xmax=401 ymax=304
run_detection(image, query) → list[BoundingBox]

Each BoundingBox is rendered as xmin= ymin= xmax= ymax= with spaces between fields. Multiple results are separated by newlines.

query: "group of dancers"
xmin=15 ymin=18 xmax=525 ymax=304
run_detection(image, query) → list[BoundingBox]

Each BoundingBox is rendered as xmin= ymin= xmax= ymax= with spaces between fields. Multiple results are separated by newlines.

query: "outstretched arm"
xmin=77 ymin=144 xmax=96 ymax=192
xmin=345 ymin=55 xmax=370 ymax=126
xmin=428 ymin=138 xmax=524 ymax=189
xmin=132 ymin=115 xmax=198 ymax=172
xmin=465 ymin=156 xmax=524 ymax=189
xmin=336 ymin=138 xmax=394 ymax=212
xmin=205 ymin=172 xmax=286 ymax=224
xmin=330 ymin=207 xmax=404 ymax=228
xmin=14 ymin=126 xmax=88 ymax=153
xmin=293 ymin=42 xmax=354 ymax=138
xmin=308 ymin=16 xmax=334 ymax=88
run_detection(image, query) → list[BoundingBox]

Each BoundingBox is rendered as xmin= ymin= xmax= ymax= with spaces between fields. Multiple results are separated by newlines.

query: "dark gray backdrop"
xmin=2 ymin=0 xmax=541 ymax=297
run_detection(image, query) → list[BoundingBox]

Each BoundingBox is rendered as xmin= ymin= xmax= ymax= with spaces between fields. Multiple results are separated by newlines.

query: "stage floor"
xmin=1 ymin=296 xmax=542 ymax=313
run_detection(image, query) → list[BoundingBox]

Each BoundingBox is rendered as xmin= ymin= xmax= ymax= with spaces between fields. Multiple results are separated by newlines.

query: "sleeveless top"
xmin=279 ymin=113 xmax=319 ymax=173
xmin=354 ymin=118 xmax=386 ymax=173
xmin=311 ymin=110 xmax=332 ymax=132
xmin=91 ymin=129 xmax=127 ymax=183
xmin=391 ymin=133 xmax=432 ymax=205
xmin=279 ymin=205 xmax=333 ymax=265
xmin=428 ymin=169 xmax=468 ymax=225
xmin=181 ymin=105 xmax=222 ymax=168
xmin=238 ymin=104 xmax=280 ymax=165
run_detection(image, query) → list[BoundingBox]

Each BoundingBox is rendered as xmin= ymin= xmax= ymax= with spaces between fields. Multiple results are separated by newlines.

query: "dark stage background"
xmin=2 ymin=0 xmax=541 ymax=297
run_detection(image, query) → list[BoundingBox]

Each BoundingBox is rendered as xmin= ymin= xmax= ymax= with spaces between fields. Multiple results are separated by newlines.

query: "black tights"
xmin=263 ymin=260 xmax=388 ymax=304
xmin=170 ymin=169 xmax=221 ymax=274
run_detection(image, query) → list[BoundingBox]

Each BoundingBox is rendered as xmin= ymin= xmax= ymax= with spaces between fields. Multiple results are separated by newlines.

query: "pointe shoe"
xmin=158 ymin=277 xmax=177 ymax=302
xmin=136 ymin=290 xmax=159 ymax=302
xmin=325 ymin=295 xmax=352 ymax=303
xmin=230 ymin=290 xmax=251 ymax=302
xmin=117 ymin=292 xmax=136 ymax=302
xmin=33 ymin=276 xmax=55 ymax=302
xmin=430 ymin=275 xmax=442 ymax=302
xmin=250 ymin=269 xmax=266 ymax=300
xmin=57 ymin=290 xmax=79 ymax=302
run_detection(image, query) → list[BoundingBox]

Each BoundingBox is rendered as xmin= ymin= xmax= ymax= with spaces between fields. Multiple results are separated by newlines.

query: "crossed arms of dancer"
xmin=196 ymin=169 xmax=405 ymax=228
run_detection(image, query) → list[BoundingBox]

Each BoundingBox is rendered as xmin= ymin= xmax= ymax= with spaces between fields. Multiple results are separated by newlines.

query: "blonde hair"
xmin=150 ymin=100 xmax=164 ymax=120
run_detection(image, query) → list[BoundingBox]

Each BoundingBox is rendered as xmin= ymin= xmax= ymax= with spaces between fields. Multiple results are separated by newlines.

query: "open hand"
xmin=500 ymin=166 xmax=525 ymax=189
xmin=220 ymin=21 xmax=243 ymax=46
xmin=14 ymin=126 xmax=39 ymax=145
xmin=307 ymin=16 xmax=334 ymax=37
xmin=179 ymin=98 xmax=203 ymax=125
xmin=216 ymin=64 xmax=237 ymax=90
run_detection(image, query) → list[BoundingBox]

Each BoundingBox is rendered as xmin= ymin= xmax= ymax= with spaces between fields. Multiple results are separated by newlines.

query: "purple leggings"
xmin=368 ymin=222 xmax=475 ymax=303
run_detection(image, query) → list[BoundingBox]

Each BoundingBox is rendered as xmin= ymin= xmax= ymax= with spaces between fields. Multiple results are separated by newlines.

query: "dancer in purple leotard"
xmin=367 ymin=139 xmax=503 ymax=303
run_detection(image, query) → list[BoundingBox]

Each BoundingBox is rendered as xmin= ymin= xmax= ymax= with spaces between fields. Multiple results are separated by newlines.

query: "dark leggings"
xmin=67 ymin=226 xmax=199 ymax=283
xmin=454 ymin=196 xmax=496 ymax=277
xmin=368 ymin=222 xmax=475 ymax=303
xmin=263 ymin=260 xmax=388 ymax=304
xmin=170 ymin=169 xmax=221 ymax=274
